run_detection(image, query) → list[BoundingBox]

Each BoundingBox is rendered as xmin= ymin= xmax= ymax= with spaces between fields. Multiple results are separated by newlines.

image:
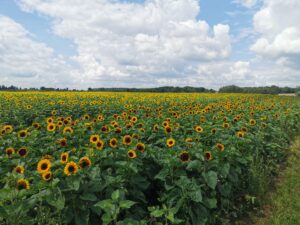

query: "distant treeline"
xmin=87 ymin=86 xmax=216 ymax=93
xmin=0 ymin=84 xmax=300 ymax=95
xmin=219 ymin=85 xmax=300 ymax=95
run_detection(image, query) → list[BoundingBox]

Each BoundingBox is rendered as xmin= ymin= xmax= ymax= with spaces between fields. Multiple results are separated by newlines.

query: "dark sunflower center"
xmin=128 ymin=152 xmax=134 ymax=157
xmin=41 ymin=163 xmax=48 ymax=170
xmin=68 ymin=166 xmax=75 ymax=172
xmin=180 ymin=153 xmax=189 ymax=162
xmin=81 ymin=161 xmax=88 ymax=167
xmin=92 ymin=137 xmax=97 ymax=142
xmin=62 ymin=155 xmax=66 ymax=161
xmin=125 ymin=137 xmax=131 ymax=143
xmin=19 ymin=149 xmax=27 ymax=156
xmin=20 ymin=132 xmax=26 ymax=137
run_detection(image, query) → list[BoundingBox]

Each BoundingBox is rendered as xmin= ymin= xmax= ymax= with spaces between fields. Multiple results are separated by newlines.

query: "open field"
xmin=0 ymin=92 xmax=300 ymax=225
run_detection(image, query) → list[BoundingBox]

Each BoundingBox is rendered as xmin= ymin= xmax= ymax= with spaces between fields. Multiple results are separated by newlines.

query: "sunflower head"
xmin=18 ymin=147 xmax=28 ymax=158
xmin=204 ymin=151 xmax=213 ymax=161
xmin=249 ymin=119 xmax=256 ymax=126
xmin=164 ymin=126 xmax=172 ymax=133
xmin=15 ymin=165 xmax=25 ymax=174
xmin=95 ymin=140 xmax=104 ymax=150
xmin=37 ymin=159 xmax=51 ymax=173
xmin=194 ymin=126 xmax=203 ymax=133
xmin=42 ymin=171 xmax=52 ymax=181
xmin=109 ymin=138 xmax=118 ymax=148
xmin=47 ymin=123 xmax=56 ymax=132
xmin=211 ymin=128 xmax=217 ymax=134
xmin=18 ymin=129 xmax=28 ymax=138
xmin=63 ymin=126 xmax=74 ymax=134
xmin=64 ymin=161 xmax=78 ymax=176
xmin=60 ymin=152 xmax=69 ymax=164
xmin=90 ymin=134 xmax=100 ymax=144
xmin=136 ymin=143 xmax=145 ymax=152
xmin=127 ymin=150 xmax=137 ymax=159
xmin=123 ymin=135 xmax=132 ymax=145
xmin=180 ymin=151 xmax=190 ymax=162
xmin=79 ymin=157 xmax=92 ymax=169
xmin=216 ymin=143 xmax=225 ymax=152
xmin=223 ymin=123 xmax=230 ymax=129
xmin=16 ymin=178 xmax=30 ymax=190
xmin=166 ymin=138 xmax=176 ymax=148
xmin=237 ymin=131 xmax=245 ymax=138
xmin=5 ymin=147 xmax=15 ymax=158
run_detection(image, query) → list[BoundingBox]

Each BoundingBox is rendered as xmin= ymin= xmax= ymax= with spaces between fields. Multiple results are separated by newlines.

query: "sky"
xmin=0 ymin=0 xmax=299 ymax=89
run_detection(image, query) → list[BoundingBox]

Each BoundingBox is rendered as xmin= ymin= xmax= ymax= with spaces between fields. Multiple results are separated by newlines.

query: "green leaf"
xmin=186 ymin=160 xmax=202 ymax=171
xmin=189 ymin=189 xmax=203 ymax=203
xmin=204 ymin=171 xmax=218 ymax=189
xmin=80 ymin=193 xmax=97 ymax=201
xmin=111 ymin=189 xmax=120 ymax=201
xmin=119 ymin=200 xmax=136 ymax=209
xmin=75 ymin=209 xmax=90 ymax=225
xmin=150 ymin=209 xmax=164 ymax=218
xmin=204 ymin=198 xmax=217 ymax=209
xmin=94 ymin=200 xmax=114 ymax=211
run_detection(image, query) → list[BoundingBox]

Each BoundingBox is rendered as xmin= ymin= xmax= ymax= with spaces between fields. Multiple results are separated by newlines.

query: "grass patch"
xmin=254 ymin=137 xmax=300 ymax=225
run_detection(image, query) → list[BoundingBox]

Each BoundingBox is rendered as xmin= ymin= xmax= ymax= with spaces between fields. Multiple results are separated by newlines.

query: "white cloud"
xmin=0 ymin=15 xmax=72 ymax=88
xmin=17 ymin=0 xmax=232 ymax=87
xmin=234 ymin=0 xmax=257 ymax=8
xmin=251 ymin=0 xmax=300 ymax=67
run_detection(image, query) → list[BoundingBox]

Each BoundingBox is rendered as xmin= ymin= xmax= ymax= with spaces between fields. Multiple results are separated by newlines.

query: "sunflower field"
xmin=0 ymin=92 xmax=299 ymax=225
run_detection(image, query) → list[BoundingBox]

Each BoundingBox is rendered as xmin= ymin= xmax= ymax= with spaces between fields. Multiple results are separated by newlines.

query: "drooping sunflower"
xmin=79 ymin=157 xmax=92 ymax=169
xmin=37 ymin=159 xmax=51 ymax=173
xmin=211 ymin=128 xmax=217 ymax=134
xmin=123 ymin=135 xmax=132 ymax=145
xmin=64 ymin=161 xmax=78 ymax=176
xmin=42 ymin=171 xmax=52 ymax=181
xmin=95 ymin=140 xmax=104 ymax=150
xmin=18 ymin=147 xmax=28 ymax=158
xmin=32 ymin=122 xmax=41 ymax=129
xmin=216 ymin=143 xmax=225 ymax=152
xmin=4 ymin=125 xmax=13 ymax=133
xmin=109 ymin=138 xmax=118 ymax=148
xmin=63 ymin=126 xmax=74 ymax=134
xmin=127 ymin=150 xmax=137 ymax=159
xmin=136 ymin=143 xmax=145 ymax=152
xmin=16 ymin=178 xmax=30 ymax=190
xmin=15 ymin=165 xmax=25 ymax=174
xmin=47 ymin=123 xmax=56 ymax=132
xmin=179 ymin=151 xmax=190 ymax=162
xmin=5 ymin=147 xmax=15 ymax=157
xmin=57 ymin=138 xmax=67 ymax=147
xmin=166 ymin=138 xmax=176 ymax=148
xmin=90 ymin=134 xmax=100 ymax=144
xmin=249 ymin=119 xmax=256 ymax=126
xmin=18 ymin=130 xmax=28 ymax=138
xmin=60 ymin=152 xmax=69 ymax=164
xmin=204 ymin=151 xmax=213 ymax=161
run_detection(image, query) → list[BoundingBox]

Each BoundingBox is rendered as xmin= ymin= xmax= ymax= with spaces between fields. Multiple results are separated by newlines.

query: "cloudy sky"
xmin=0 ymin=0 xmax=300 ymax=89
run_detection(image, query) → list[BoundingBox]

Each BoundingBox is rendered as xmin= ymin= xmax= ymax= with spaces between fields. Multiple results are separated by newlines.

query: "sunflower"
xmin=57 ymin=138 xmax=67 ymax=147
xmin=15 ymin=165 xmax=25 ymax=174
xmin=64 ymin=161 xmax=78 ymax=176
xmin=204 ymin=151 xmax=213 ymax=161
xmin=153 ymin=124 xmax=159 ymax=131
xmin=79 ymin=157 xmax=92 ymax=169
xmin=51 ymin=110 xmax=57 ymax=116
xmin=194 ymin=126 xmax=203 ymax=133
xmin=16 ymin=178 xmax=30 ymax=190
xmin=57 ymin=121 xmax=64 ymax=128
xmin=83 ymin=114 xmax=90 ymax=120
xmin=164 ymin=126 xmax=172 ymax=133
xmin=18 ymin=130 xmax=27 ymax=138
xmin=32 ymin=122 xmax=41 ymax=129
xmin=166 ymin=138 xmax=176 ymax=148
xmin=47 ymin=117 xmax=54 ymax=124
xmin=5 ymin=147 xmax=15 ymax=157
xmin=101 ymin=125 xmax=109 ymax=133
xmin=47 ymin=123 xmax=56 ymax=132
xmin=216 ymin=143 xmax=225 ymax=152
xmin=237 ymin=131 xmax=245 ymax=138
xmin=95 ymin=140 xmax=104 ymax=150
xmin=60 ymin=152 xmax=69 ymax=164
xmin=179 ymin=151 xmax=190 ymax=162
xmin=123 ymin=135 xmax=132 ymax=145
xmin=185 ymin=138 xmax=193 ymax=143
xmin=37 ymin=159 xmax=51 ymax=173
xmin=136 ymin=143 xmax=145 ymax=152
xmin=249 ymin=119 xmax=256 ymax=126
xmin=97 ymin=114 xmax=104 ymax=121
xmin=240 ymin=127 xmax=248 ymax=132
xmin=127 ymin=150 xmax=137 ymax=159
xmin=223 ymin=123 xmax=230 ymax=129
xmin=211 ymin=128 xmax=217 ymax=134
xmin=90 ymin=134 xmax=100 ymax=144
xmin=261 ymin=122 xmax=267 ymax=128
xmin=4 ymin=125 xmax=13 ymax=133
xmin=42 ymin=171 xmax=52 ymax=181
xmin=63 ymin=126 xmax=73 ymax=134
xmin=115 ymin=127 xmax=122 ymax=134
xmin=18 ymin=147 xmax=28 ymax=158
xmin=109 ymin=138 xmax=118 ymax=148
xmin=43 ymin=154 xmax=53 ymax=161
xmin=131 ymin=116 xmax=138 ymax=123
